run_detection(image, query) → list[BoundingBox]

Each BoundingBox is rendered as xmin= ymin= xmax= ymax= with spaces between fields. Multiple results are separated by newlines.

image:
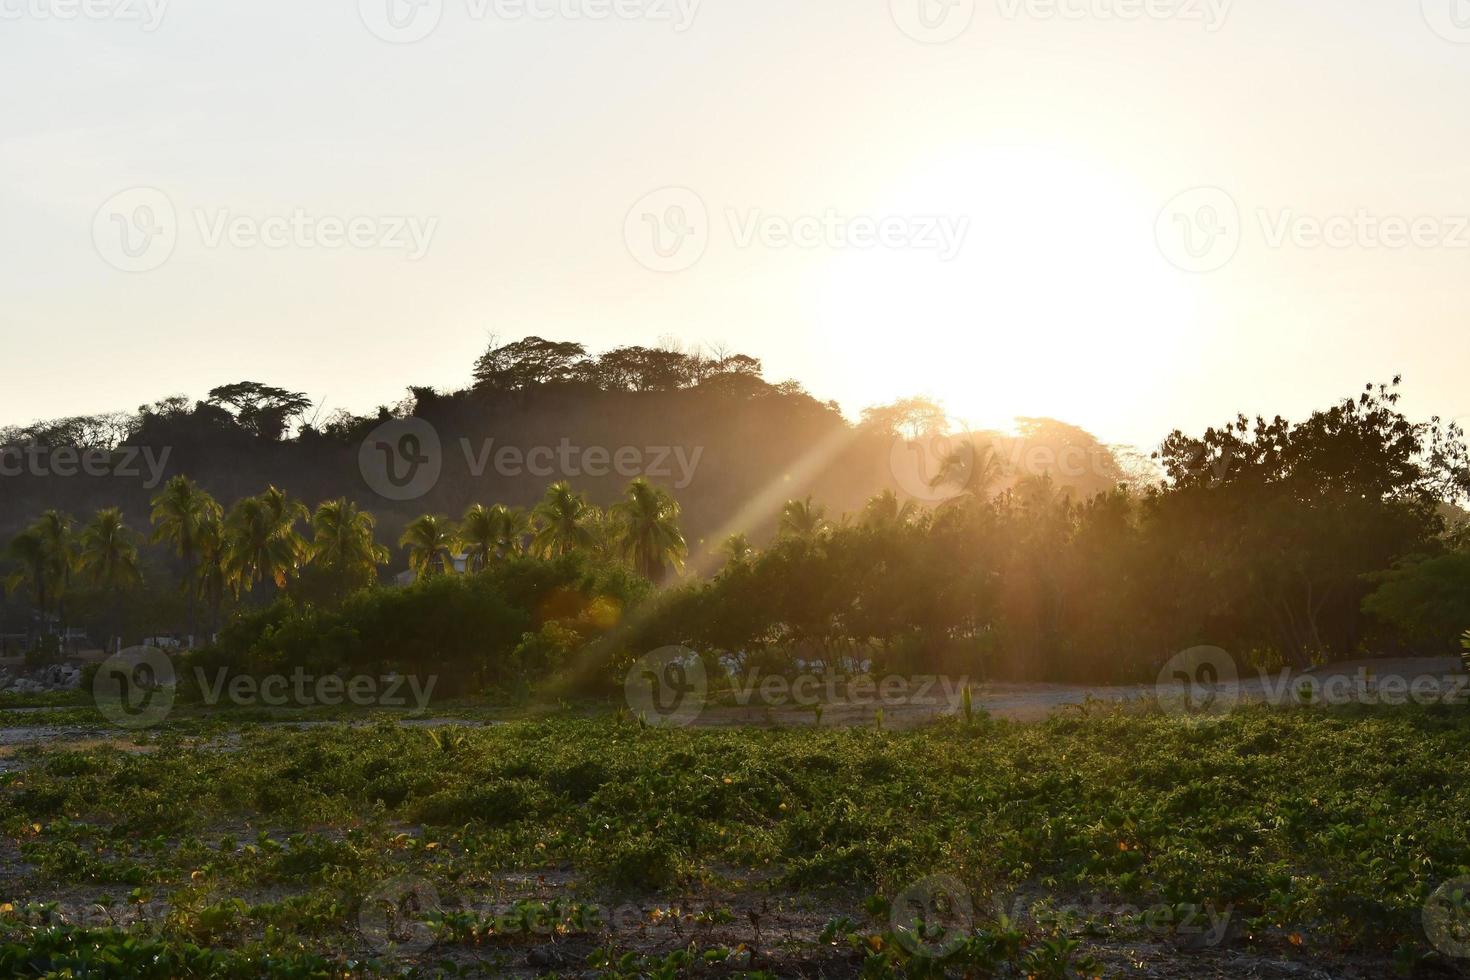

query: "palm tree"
xmin=582 ymin=504 xmax=615 ymax=561
xmin=778 ymin=496 xmax=829 ymax=541
xmin=720 ymin=532 xmax=755 ymax=568
xmin=223 ymin=488 xmax=305 ymax=597
xmin=194 ymin=511 xmax=229 ymax=637
xmin=308 ymin=498 xmax=387 ymax=599
xmin=459 ymin=504 xmax=529 ymax=572
xmin=260 ymin=485 xmax=309 ymax=567
xmin=5 ymin=513 xmax=78 ymax=642
xmin=460 ymin=505 xmax=496 ymax=572
xmin=5 ymin=529 xmax=49 ymax=644
xmin=399 ymin=515 xmax=459 ymax=578
xmin=1014 ymin=472 xmax=1074 ymax=513
xmin=860 ymin=489 xmax=917 ymax=529
xmin=496 ymin=506 xmax=531 ymax=557
xmin=30 ymin=510 xmax=77 ymax=647
xmin=530 ymin=482 xmax=595 ymax=557
xmin=610 ymin=478 xmax=688 ymax=583
xmin=77 ymin=508 xmax=141 ymax=652
xmin=150 ymin=476 xmax=221 ymax=647
xmin=930 ymin=439 xmax=1007 ymax=501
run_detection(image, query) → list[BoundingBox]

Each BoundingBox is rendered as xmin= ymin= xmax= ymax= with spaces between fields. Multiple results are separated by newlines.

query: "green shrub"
xmin=1362 ymin=552 xmax=1470 ymax=652
xmin=194 ymin=552 xmax=650 ymax=696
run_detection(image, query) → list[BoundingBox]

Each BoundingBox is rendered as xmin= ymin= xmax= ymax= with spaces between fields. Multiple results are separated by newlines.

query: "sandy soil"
xmin=0 ymin=656 xmax=1461 ymax=748
xmin=694 ymin=655 xmax=1467 ymax=728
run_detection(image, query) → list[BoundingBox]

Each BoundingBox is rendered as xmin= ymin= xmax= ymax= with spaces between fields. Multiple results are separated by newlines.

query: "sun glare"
xmin=818 ymin=147 xmax=1199 ymax=436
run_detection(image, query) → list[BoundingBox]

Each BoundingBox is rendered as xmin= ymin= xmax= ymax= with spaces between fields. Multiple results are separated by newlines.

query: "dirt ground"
xmin=3 ymin=657 xmax=1467 ymax=976
xmin=693 ymin=655 xmax=1467 ymax=728
xmin=4 ymin=865 xmax=1456 ymax=979
xmin=0 ymin=655 xmax=1461 ymax=747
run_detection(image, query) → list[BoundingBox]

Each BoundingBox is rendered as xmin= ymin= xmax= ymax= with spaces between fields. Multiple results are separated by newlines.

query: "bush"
xmin=1362 ymin=552 xmax=1470 ymax=653
xmin=196 ymin=552 xmax=651 ymax=697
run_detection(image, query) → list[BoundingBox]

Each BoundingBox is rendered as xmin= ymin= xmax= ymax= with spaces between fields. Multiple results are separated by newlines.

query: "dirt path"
xmin=696 ymin=655 xmax=1466 ymax=727
xmin=0 ymin=657 xmax=1461 ymax=749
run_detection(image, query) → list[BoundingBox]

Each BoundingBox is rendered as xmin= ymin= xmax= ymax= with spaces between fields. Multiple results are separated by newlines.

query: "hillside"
xmin=0 ymin=339 xmax=1130 ymax=577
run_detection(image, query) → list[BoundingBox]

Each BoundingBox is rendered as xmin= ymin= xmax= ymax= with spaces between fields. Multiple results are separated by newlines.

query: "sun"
xmin=816 ymin=145 xmax=1200 ymax=439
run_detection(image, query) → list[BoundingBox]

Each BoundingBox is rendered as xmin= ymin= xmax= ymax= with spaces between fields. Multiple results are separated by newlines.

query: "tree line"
xmin=4 ymin=474 xmax=685 ymax=655
xmin=606 ymin=380 xmax=1470 ymax=684
xmin=4 ymin=372 xmax=1468 ymax=686
xmin=0 ymin=337 xmax=777 ymax=454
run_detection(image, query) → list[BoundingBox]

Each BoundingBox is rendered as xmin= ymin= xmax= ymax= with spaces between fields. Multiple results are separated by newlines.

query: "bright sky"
xmin=3 ymin=0 xmax=1469 ymax=449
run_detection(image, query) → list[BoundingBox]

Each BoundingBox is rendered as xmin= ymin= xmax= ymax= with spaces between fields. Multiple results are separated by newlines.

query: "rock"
xmin=0 ymin=664 xmax=85 ymax=695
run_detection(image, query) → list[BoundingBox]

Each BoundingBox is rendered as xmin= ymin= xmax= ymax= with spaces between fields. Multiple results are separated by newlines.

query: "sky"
xmin=3 ymin=0 xmax=1470 ymax=450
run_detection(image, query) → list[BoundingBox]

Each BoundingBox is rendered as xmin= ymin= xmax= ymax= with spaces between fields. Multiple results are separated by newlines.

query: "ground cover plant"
xmin=3 ymin=704 xmax=1470 ymax=976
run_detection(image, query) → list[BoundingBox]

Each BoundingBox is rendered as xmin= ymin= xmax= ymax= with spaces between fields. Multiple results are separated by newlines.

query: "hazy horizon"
xmin=5 ymin=0 xmax=1470 ymax=447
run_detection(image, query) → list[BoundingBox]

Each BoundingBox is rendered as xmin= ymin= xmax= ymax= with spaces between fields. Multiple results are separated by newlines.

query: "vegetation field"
xmin=3 ymin=704 xmax=1470 ymax=977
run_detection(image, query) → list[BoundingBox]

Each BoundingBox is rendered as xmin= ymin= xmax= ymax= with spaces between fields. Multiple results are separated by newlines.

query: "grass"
xmin=2 ymin=704 xmax=1469 ymax=975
